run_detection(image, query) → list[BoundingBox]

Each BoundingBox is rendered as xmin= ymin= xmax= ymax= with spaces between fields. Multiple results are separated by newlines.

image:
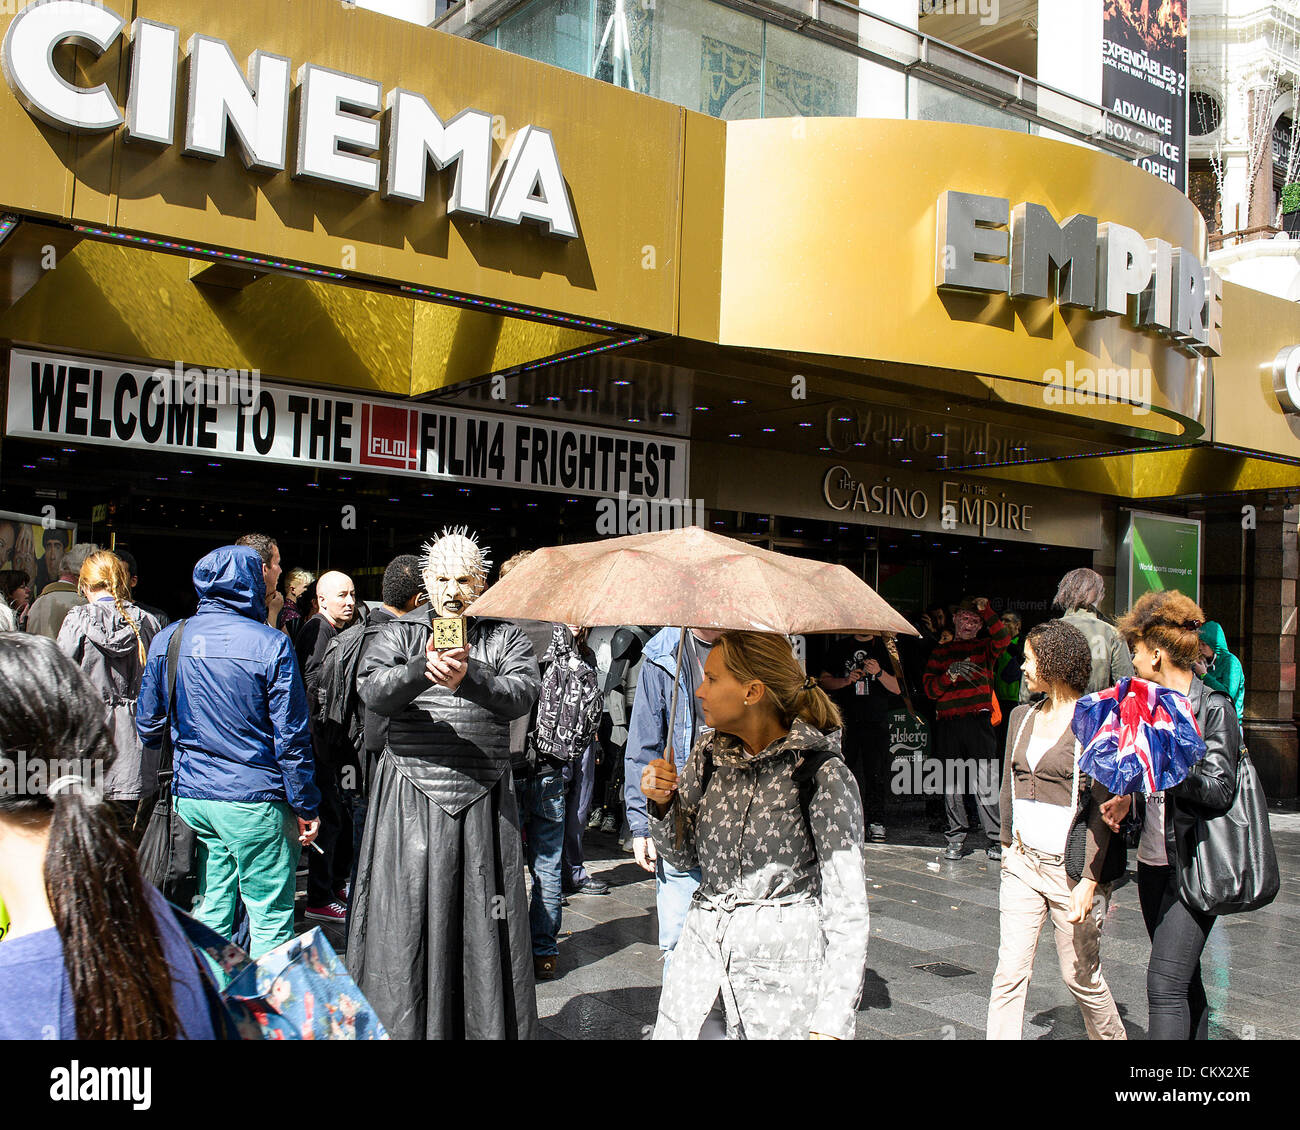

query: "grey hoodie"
xmin=56 ymin=598 xmax=162 ymax=801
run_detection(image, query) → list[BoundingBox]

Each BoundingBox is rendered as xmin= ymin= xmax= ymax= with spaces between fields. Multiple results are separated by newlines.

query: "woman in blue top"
xmin=0 ymin=635 xmax=214 ymax=1039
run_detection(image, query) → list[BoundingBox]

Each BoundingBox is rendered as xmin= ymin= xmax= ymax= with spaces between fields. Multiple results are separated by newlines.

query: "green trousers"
xmin=174 ymin=797 xmax=301 ymax=958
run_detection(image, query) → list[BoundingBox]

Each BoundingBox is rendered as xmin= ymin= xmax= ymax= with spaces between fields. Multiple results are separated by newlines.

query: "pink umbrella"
xmin=470 ymin=525 xmax=917 ymax=635
xmin=469 ymin=525 xmax=918 ymax=767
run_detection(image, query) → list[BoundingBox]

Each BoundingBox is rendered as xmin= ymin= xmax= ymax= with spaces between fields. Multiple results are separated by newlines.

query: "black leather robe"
xmin=346 ymin=609 xmax=541 ymax=1039
xmin=357 ymin=610 xmax=540 ymax=813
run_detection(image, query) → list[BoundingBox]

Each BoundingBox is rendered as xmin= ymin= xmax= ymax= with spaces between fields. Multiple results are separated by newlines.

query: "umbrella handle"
xmin=882 ymin=633 xmax=923 ymax=723
xmin=663 ymin=625 xmax=688 ymax=771
xmin=666 ymin=626 xmax=688 ymax=850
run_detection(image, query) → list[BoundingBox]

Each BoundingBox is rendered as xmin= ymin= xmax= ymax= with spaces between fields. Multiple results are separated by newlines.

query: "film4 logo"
xmin=359 ymin=404 xmax=419 ymax=471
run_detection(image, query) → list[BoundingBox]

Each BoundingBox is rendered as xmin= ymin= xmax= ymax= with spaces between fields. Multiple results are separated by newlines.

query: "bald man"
xmin=296 ymin=569 xmax=359 ymax=921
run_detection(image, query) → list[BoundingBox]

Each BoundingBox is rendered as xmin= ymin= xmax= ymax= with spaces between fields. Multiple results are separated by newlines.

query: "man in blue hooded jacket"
xmin=137 ymin=545 xmax=320 ymax=957
xmin=624 ymin=627 xmax=717 ymax=962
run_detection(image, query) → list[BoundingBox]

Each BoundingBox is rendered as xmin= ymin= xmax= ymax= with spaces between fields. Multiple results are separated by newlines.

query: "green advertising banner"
xmin=1120 ymin=511 xmax=1201 ymax=607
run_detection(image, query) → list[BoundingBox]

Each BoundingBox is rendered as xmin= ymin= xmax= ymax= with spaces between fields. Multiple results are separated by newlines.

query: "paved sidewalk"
xmin=529 ymin=811 xmax=1300 ymax=1040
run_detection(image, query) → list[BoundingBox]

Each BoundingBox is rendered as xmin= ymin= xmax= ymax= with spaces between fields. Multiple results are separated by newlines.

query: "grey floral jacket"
xmin=648 ymin=718 xmax=869 ymax=1040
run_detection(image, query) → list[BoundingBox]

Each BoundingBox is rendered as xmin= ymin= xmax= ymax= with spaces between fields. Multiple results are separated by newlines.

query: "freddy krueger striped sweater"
xmin=923 ymin=605 xmax=1012 ymax=720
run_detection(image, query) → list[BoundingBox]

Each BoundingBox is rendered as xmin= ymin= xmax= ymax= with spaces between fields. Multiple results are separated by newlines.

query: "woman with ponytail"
xmin=641 ymin=630 xmax=870 ymax=1039
xmin=0 ymin=635 xmax=214 ymax=1038
xmin=56 ymin=551 xmax=161 ymax=837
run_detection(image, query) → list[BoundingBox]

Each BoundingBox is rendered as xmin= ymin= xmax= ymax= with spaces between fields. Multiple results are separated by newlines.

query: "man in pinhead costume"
xmin=347 ymin=528 xmax=541 ymax=1038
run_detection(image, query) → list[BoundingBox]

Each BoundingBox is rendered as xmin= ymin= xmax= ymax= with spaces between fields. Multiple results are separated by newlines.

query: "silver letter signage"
xmin=1095 ymin=222 xmax=1151 ymax=317
xmin=2 ymin=0 xmax=124 ymax=132
xmin=184 ymin=36 xmax=291 ymax=171
xmin=1009 ymin=203 xmax=1096 ymax=307
xmin=382 ymin=92 xmax=492 ymax=216
xmin=2 ymin=0 xmax=577 ymax=241
xmin=936 ymin=190 xmax=1009 ymax=293
xmin=936 ymin=189 xmax=1221 ymax=357
xmin=489 ymin=126 xmax=578 ymax=240
xmin=295 ymin=64 xmax=382 ymax=193
xmin=125 ymin=20 xmax=179 ymax=146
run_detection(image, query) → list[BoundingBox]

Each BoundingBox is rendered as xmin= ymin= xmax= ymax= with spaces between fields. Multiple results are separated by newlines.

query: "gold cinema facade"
xmin=0 ymin=0 xmax=1298 ymax=794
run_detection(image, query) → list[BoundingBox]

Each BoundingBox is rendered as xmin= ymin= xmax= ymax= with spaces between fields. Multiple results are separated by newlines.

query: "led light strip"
xmin=400 ymin=283 xmax=623 ymax=334
xmin=943 ymin=442 xmax=1203 ymax=472
xmin=515 ymin=334 xmax=649 ymax=373
xmin=1209 ymin=442 xmax=1300 ymax=467
xmin=416 ymin=333 xmax=652 ymax=403
xmin=72 ymin=225 xmax=347 ymax=279
xmin=0 ymin=213 xmax=19 ymax=247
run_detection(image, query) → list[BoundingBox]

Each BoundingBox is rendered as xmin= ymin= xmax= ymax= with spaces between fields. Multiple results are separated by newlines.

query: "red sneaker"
xmin=334 ymin=885 xmax=349 ymax=904
xmin=305 ymin=901 xmax=347 ymax=922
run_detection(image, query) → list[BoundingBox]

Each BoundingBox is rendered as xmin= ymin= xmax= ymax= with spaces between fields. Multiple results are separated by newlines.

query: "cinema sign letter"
xmin=936 ymin=190 xmax=1221 ymax=356
xmin=0 ymin=0 xmax=577 ymax=239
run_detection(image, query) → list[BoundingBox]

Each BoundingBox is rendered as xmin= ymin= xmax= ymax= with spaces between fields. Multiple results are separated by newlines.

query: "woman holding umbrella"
xmin=1102 ymin=591 xmax=1242 ymax=1040
xmin=640 ymin=630 xmax=869 ymax=1040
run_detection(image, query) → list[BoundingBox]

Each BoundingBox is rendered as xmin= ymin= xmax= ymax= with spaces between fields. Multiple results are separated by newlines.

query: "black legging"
xmin=1137 ymin=862 xmax=1217 ymax=1040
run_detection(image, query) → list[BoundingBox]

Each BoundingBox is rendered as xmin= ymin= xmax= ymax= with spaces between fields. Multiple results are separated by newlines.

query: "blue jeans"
xmin=515 ymin=767 xmax=566 ymax=957
xmin=562 ymin=739 xmax=599 ymax=886
xmin=655 ymin=856 xmax=701 ymax=967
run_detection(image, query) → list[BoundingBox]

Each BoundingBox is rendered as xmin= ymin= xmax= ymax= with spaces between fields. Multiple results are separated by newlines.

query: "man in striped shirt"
xmin=923 ymin=596 xmax=1011 ymax=861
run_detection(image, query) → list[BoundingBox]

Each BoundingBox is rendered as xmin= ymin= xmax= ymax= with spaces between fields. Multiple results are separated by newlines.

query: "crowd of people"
xmin=0 ymin=536 xmax=1267 ymax=1041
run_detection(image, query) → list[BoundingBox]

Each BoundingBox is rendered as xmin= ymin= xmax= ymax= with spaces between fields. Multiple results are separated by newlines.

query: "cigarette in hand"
xmin=307 ymin=840 xmax=324 ymax=855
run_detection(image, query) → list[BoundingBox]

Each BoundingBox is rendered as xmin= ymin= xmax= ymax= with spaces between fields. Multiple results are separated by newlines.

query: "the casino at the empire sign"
xmin=0 ymin=0 xmax=577 ymax=238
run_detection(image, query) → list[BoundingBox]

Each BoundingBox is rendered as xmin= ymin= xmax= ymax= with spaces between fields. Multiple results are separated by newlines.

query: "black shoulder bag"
xmin=137 ymin=621 xmax=201 ymax=911
xmin=1175 ymin=741 xmax=1280 ymax=916
xmin=1064 ymin=779 xmax=1129 ymax=886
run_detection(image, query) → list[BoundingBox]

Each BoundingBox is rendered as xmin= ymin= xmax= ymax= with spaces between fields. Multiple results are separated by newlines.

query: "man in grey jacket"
xmin=24 ymin=542 xmax=99 ymax=640
xmin=1022 ymin=568 xmax=1133 ymax=702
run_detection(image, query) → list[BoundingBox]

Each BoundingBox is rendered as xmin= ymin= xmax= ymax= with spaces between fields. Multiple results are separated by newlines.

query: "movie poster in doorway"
xmin=1102 ymin=0 xmax=1188 ymax=190
xmin=0 ymin=510 xmax=79 ymax=594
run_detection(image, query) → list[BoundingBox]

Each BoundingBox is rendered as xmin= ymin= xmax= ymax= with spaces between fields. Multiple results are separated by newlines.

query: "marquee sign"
xmin=937 ymin=189 xmax=1221 ymax=356
xmin=821 ymin=464 xmax=1034 ymax=538
xmin=0 ymin=0 xmax=576 ymax=237
xmin=5 ymin=348 xmax=688 ymax=498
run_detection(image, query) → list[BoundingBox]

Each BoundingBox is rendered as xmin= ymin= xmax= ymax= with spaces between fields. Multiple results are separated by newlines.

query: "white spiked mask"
xmin=421 ymin=528 xmax=492 ymax=620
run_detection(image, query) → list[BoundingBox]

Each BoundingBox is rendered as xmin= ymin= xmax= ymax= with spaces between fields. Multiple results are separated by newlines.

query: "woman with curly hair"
xmin=987 ymin=619 xmax=1126 ymax=1039
xmin=1103 ymin=590 xmax=1241 ymax=1040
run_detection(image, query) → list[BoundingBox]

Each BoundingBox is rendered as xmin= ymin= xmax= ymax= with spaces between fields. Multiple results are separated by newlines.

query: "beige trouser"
xmin=986 ymin=839 xmax=1127 ymax=1040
